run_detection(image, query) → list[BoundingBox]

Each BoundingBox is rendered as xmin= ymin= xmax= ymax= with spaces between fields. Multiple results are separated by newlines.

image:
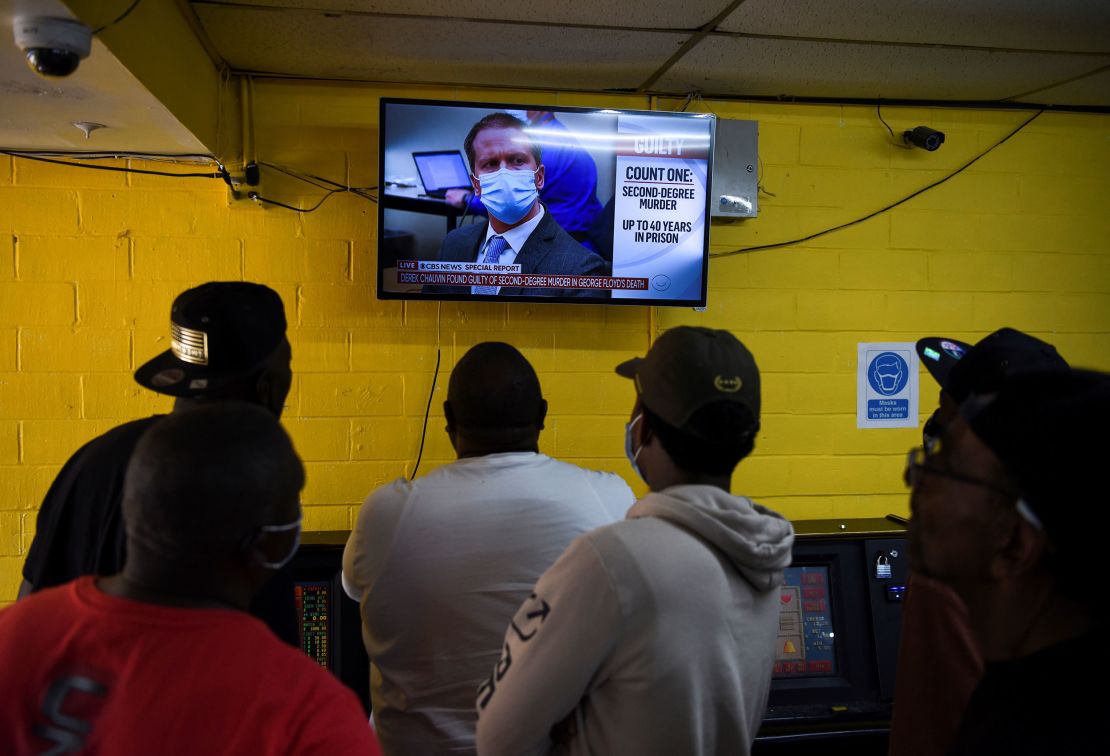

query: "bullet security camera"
xmin=13 ymin=16 xmax=92 ymax=78
xmin=903 ymin=126 xmax=946 ymax=152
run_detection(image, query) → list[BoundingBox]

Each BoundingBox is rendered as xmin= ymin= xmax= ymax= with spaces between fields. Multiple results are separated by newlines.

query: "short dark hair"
xmin=463 ymin=113 xmax=541 ymax=173
xmin=643 ymin=400 xmax=759 ymax=476
xmin=447 ymin=342 xmax=544 ymax=446
xmin=122 ymin=402 xmax=304 ymax=560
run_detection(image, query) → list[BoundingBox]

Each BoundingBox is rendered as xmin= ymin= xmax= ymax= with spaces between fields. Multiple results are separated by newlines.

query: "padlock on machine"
xmin=875 ymin=552 xmax=892 ymax=579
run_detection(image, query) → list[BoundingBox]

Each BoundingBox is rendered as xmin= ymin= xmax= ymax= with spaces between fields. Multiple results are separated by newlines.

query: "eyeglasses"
xmin=903 ymin=446 xmax=1018 ymax=499
xmin=921 ymin=410 xmax=942 ymax=453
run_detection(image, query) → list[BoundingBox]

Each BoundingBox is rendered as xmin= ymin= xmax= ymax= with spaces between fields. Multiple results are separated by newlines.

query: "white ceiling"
xmin=0 ymin=0 xmax=1107 ymax=152
xmin=191 ymin=0 xmax=1110 ymax=105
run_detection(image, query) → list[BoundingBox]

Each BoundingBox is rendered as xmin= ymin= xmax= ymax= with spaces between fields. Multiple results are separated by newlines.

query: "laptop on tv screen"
xmin=412 ymin=150 xmax=471 ymax=198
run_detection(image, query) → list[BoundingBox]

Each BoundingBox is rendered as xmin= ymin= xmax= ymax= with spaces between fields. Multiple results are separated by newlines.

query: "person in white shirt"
xmin=476 ymin=326 xmax=795 ymax=756
xmin=342 ymin=341 xmax=634 ymax=756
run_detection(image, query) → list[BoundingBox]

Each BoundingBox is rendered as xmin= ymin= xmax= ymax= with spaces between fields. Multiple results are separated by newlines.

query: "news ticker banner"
xmin=610 ymin=113 xmax=713 ymax=300
xmin=396 ymin=260 xmax=648 ymax=291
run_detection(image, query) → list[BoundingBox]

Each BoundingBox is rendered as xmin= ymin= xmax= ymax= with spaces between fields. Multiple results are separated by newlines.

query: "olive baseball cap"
xmin=134 ymin=282 xmax=287 ymax=398
xmin=615 ymin=326 xmax=760 ymax=429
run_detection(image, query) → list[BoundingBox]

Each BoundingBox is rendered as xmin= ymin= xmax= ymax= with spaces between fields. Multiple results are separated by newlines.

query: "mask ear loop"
xmin=253 ymin=516 xmax=303 ymax=570
xmin=1015 ymin=499 xmax=1043 ymax=530
xmin=259 ymin=518 xmax=302 ymax=533
xmin=628 ymin=413 xmax=643 ymax=462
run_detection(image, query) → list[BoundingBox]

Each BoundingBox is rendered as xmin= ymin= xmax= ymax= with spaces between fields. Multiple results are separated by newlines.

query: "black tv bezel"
xmin=376 ymin=96 xmax=716 ymax=308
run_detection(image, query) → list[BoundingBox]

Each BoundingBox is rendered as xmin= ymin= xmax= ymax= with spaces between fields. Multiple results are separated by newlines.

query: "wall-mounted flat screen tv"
xmin=377 ymin=98 xmax=715 ymax=307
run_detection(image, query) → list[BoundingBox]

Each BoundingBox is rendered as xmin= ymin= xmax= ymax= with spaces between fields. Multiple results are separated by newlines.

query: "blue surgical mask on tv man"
xmin=476 ymin=167 xmax=539 ymax=225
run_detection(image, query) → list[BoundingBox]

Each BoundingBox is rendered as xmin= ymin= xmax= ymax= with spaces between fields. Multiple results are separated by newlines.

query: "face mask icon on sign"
xmin=872 ymin=354 xmax=905 ymax=396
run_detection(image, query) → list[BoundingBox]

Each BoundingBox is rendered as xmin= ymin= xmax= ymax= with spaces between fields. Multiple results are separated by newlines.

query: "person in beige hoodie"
xmin=476 ymin=326 xmax=795 ymax=756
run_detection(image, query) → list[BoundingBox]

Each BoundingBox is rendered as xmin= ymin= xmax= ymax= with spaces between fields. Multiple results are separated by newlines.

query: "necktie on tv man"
xmin=473 ymin=235 xmax=508 ymax=295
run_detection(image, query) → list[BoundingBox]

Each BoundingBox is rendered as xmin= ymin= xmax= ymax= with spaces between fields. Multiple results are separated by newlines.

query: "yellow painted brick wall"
xmin=1 ymin=81 xmax=1108 ymax=605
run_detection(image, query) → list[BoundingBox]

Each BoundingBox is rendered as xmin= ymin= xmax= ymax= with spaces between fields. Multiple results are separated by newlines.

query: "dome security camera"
xmin=13 ymin=16 xmax=92 ymax=78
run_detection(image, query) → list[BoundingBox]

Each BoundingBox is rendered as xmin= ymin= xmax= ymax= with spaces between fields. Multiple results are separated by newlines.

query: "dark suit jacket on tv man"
xmin=434 ymin=208 xmax=608 ymax=298
xmin=425 ymin=112 xmax=609 ymax=299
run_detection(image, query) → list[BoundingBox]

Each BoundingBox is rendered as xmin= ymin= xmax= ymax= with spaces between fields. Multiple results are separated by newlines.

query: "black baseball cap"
xmin=916 ymin=337 xmax=972 ymax=391
xmin=134 ymin=282 xmax=287 ymax=398
xmin=615 ymin=326 xmax=760 ymax=429
xmin=963 ymin=368 xmax=1109 ymax=548
xmin=918 ymin=328 xmax=1068 ymax=403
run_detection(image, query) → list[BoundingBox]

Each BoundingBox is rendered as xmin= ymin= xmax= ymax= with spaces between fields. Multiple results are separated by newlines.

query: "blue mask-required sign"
xmin=857 ymin=343 xmax=918 ymax=429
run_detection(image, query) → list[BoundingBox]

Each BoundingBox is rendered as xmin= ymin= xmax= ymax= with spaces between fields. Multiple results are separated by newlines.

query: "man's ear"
xmin=470 ymin=173 xmax=481 ymax=196
xmin=534 ymin=164 xmax=546 ymax=192
xmin=990 ymin=514 xmax=1048 ymax=580
xmin=254 ymin=342 xmax=293 ymax=419
xmin=240 ymin=529 xmax=265 ymax=569
xmin=536 ymin=398 xmax=548 ymax=431
xmin=254 ymin=370 xmax=281 ymax=418
xmin=443 ymin=400 xmax=455 ymax=433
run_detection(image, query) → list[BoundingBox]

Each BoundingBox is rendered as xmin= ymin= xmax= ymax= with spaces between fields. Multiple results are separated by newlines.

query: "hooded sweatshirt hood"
xmin=628 ymin=484 xmax=794 ymax=591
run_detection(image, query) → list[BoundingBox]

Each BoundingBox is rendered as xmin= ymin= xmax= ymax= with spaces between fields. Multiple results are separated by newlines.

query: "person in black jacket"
xmin=19 ymin=281 xmax=298 ymax=645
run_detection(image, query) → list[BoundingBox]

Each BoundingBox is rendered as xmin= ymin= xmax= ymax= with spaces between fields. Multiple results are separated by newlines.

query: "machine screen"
xmin=774 ymin=565 xmax=837 ymax=678
xmin=295 ymin=581 xmax=330 ymax=669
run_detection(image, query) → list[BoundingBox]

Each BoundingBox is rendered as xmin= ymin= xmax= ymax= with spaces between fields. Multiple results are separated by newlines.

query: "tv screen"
xmin=378 ymin=98 xmax=715 ymax=307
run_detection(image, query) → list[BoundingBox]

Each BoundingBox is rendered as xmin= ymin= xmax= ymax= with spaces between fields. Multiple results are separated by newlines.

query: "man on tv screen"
xmin=445 ymin=110 xmax=605 ymax=249
xmin=425 ymin=112 xmax=610 ymax=298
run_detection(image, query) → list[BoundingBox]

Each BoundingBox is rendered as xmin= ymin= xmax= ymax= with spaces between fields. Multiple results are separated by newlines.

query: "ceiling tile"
xmin=1024 ymin=68 xmax=1110 ymax=106
xmin=195 ymin=5 xmax=685 ymax=91
xmin=656 ymin=36 xmax=1110 ymax=102
xmin=193 ymin=0 xmax=728 ymax=29
xmin=720 ymin=0 xmax=1110 ymax=53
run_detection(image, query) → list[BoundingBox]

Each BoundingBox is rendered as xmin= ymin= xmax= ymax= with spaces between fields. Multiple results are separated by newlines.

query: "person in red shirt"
xmin=0 ymin=403 xmax=381 ymax=756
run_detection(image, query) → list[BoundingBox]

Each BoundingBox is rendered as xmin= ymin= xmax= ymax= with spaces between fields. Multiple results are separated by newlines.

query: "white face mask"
xmin=624 ymin=413 xmax=645 ymax=483
xmin=256 ymin=516 xmax=302 ymax=570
